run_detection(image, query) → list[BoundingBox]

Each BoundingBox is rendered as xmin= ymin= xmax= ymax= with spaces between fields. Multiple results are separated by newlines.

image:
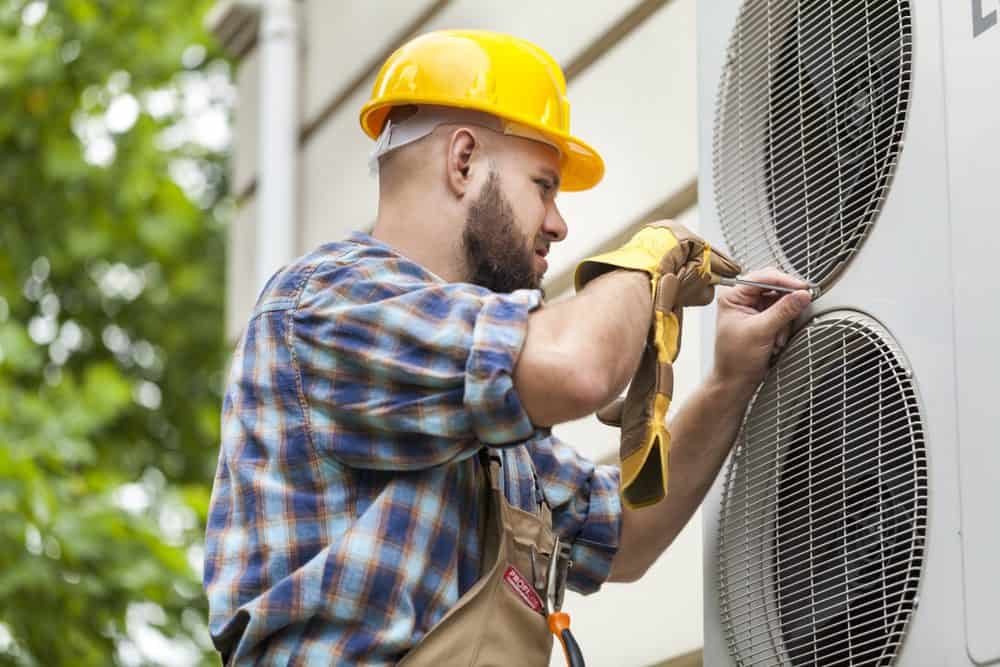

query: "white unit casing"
xmin=698 ymin=0 xmax=1000 ymax=665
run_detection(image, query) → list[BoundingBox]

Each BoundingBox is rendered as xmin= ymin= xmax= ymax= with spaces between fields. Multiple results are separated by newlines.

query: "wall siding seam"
xmin=562 ymin=0 xmax=674 ymax=80
xmin=299 ymin=0 xmax=453 ymax=143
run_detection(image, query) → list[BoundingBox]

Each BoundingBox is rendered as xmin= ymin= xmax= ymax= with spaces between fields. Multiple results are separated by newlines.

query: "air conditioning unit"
xmin=698 ymin=1 xmax=1000 ymax=665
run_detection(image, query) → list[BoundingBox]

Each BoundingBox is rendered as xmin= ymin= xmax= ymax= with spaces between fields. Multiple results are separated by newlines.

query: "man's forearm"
xmin=609 ymin=369 xmax=758 ymax=582
xmin=515 ymin=270 xmax=652 ymax=426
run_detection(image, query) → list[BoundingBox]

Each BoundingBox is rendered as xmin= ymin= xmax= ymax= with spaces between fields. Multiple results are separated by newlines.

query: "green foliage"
xmin=0 ymin=1 xmax=230 ymax=664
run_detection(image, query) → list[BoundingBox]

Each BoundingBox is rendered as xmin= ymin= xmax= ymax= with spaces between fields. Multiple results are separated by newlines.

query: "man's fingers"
xmin=721 ymin=266 xmax=811 ymax=308
xmin=749 ymin=289 xmax=812 ymax=338
xmin=715 ymin=265 xmax=811 ymax=338
xmin=727 ymin=267 xmax=812 ymax=298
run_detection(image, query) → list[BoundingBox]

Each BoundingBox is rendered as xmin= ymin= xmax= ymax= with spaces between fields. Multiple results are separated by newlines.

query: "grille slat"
xmin=721 ymin=477 xmax=926 ymax=576
xmin=719 ymin=445 xmax=922 ymax=545
xmin=724 ymin=342 xmax=896 ymax=433
xmin=718 ymin=312 xmax=927 ymax=667
xmin=727 ymin=11 xmax=902 ymax=149
xmin=735 ymin=611 xmax=918 ymax=667
xmin=739 ymin=383 xmax=916 ymax=472
xmin=713 ymin=0 xmax=912 ymax=287
xmin=725 ymin=573 xmax=923 ymax=647
xmin=721 ymin=484 xmax=926 ymax=591
xmin=740 ymin=345 xmax=893 ymax=426
xmin=726 ymin=7 xmax=900 ymax=114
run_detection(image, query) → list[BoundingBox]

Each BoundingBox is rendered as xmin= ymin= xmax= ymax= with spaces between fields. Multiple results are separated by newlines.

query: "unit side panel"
xmin=759 ymin=2 xmax=966 ymax=663
xmin=940 ymin=2 xmax=1000 ymax=663
xmin=700 ymin=1 xmax=969 ymax=665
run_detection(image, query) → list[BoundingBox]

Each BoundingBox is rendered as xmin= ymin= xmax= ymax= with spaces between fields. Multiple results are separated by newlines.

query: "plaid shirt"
xmin=204 ymin=232 xmax=622 ymax=665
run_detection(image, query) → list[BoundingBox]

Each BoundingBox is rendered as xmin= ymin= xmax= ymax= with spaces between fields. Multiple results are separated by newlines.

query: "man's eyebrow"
xmin=539 ymin=167 xmax=561 ymax=190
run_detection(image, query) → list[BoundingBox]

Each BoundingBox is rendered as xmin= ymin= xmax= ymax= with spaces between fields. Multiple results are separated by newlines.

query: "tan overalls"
xmin=399 ymin=451 xmax=562 ymax=666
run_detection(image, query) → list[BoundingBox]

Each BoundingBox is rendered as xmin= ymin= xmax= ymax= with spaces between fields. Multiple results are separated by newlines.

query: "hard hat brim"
xmin=360 ymin=98 xmax=605 ymax=192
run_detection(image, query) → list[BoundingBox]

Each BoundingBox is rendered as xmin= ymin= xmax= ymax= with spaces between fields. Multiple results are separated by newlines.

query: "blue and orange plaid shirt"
xmin=204 ymin=232 xmax=622 ymax=664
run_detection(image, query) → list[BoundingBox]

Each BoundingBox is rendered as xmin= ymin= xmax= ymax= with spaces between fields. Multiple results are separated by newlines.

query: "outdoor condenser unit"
xmin=698 ymin=1 xmax=1000 ymax=665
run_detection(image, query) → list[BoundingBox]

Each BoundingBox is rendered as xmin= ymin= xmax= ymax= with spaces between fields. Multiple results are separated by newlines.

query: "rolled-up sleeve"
xmin=292 ymin=257 xmax=543 ymax=469
xmin=465 ymin=293 xmax=538 ymax=444
xmin=526 ymin=431 xmax=622 ymax=594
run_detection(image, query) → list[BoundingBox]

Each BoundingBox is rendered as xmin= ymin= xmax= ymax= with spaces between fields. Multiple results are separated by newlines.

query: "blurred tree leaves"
xmin=0 ymin=0 xmax=230 ymax=664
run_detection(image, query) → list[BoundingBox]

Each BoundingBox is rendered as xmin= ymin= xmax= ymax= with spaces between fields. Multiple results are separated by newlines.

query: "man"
xmin=204 ymin=30 xmax=812 ymax=665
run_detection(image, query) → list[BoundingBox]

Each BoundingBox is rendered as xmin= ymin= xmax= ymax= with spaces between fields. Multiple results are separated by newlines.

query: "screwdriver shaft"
xmin=717 ymin=276 xmax=821 ymax=299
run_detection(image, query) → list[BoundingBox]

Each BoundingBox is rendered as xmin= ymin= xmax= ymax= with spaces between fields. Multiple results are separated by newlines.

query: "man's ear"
xmin=446 ymin=128 xmax=478 ymax=198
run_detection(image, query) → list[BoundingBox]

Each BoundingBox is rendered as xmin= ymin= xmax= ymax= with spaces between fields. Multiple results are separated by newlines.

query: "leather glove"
xmin=575 ymin=221 xmax=741 ymax=508
xmin=595 ymin=273 xmax=681 ymax=508
xmin=574 ymin=220 xmax=741 ymax=302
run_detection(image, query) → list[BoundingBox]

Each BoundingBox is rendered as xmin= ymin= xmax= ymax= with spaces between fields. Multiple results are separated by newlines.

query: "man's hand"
xmin=608 ymin=266 xmax=813 ymax=582
xmin=575 ymin=221 xmax=740 ymax=509
xmin=713 ymin=267 xmax=813 ymax=389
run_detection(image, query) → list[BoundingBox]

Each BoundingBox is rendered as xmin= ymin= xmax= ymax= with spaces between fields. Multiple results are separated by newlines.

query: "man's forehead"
xmin=497 ymin=133 xmax=561 ymax=180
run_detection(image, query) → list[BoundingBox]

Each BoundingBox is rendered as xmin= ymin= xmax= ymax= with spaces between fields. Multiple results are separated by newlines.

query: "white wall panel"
xmin=550 ymin=412 xmax=619 ymax=468
xmin=226 ymin=198 xmax=258 ymax=340
xmin=419 ymin=0 xmax=647 ymax=64
xmin=303 ymin=0 xmax=648 ymax=127
xmin=552 ymin=509 xmax=704 ymax=666
xmin=545 ymin=0 xmax=698 ymax=286
xmin=300 ymin=83 xmax=379 ymax=252
xmin=302 ymin=0 xmax=441 ymax=123
xmin=232 ymin=50 xmax=259 ymax=197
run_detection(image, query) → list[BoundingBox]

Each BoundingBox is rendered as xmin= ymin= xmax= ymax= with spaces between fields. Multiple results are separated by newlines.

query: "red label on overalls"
xmin=503 ymin=565 xmax=545 ymax=614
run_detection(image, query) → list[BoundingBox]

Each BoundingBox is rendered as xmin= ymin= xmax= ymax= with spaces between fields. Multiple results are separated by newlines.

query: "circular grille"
xmin=717 ymin=311 xmax=927 ymax=666
xmin=713 ymin=0 xmax=912 ymax=287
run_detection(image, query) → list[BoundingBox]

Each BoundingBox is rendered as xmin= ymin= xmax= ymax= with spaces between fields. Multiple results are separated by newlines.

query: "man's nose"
xmin=543 ymin=201 xmax=568 ymax=242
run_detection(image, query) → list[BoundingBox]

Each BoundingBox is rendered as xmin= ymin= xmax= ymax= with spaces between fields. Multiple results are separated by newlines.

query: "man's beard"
xmin=462 ymin=170 xmax=541 ymax=293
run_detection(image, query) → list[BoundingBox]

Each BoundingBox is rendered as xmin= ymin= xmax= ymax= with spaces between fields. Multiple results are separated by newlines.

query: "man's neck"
xmin=372 ymin=199 xmax=467 ymax=284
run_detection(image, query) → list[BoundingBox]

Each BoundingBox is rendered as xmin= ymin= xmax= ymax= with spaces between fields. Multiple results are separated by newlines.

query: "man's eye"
xmin=534 ymin=179 xmax=553 ymax=195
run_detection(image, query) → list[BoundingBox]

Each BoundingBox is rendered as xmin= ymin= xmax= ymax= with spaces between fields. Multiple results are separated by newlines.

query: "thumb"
xmin=750 ymin=290 xmax=811 ymax=338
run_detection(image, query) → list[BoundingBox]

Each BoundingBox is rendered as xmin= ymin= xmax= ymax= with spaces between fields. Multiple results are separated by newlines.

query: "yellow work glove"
xmin=575 ymin=220 xmax=741 ymax=508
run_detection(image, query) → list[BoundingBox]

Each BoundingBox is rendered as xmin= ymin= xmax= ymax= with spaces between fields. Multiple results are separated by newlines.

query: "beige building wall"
xmin=213 ymin=2 xmax=707 ymax=664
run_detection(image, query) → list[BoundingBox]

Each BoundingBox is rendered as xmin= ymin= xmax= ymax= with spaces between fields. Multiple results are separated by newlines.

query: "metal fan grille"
xmin=713 ymin=0 xmax=912 ymax=287
xmin=717 ymin=311 xmax=927 ymax=666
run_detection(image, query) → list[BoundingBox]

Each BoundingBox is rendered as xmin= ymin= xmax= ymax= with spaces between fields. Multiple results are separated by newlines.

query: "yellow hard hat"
xmin=360 ymin=29 xmax=604 ymax=192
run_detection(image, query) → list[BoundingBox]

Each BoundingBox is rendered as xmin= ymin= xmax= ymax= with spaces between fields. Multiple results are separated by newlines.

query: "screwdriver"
xmin=715 ymin=276 xmax=822 ymax=301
